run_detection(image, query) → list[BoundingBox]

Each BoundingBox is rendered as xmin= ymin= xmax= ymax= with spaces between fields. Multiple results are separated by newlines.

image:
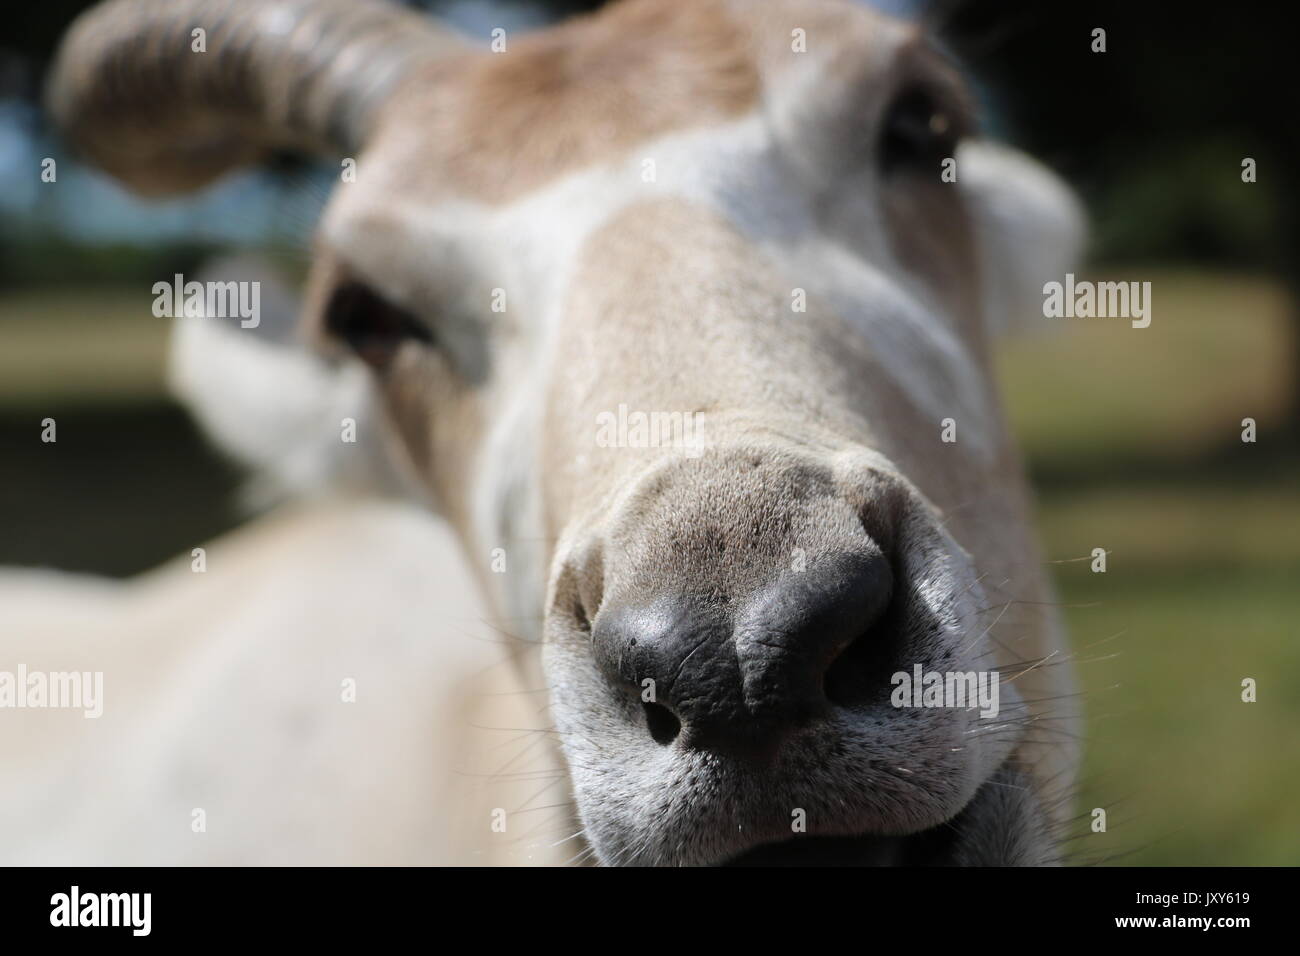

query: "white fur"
xmin=167 ymin=257 xmax=417 ymax=506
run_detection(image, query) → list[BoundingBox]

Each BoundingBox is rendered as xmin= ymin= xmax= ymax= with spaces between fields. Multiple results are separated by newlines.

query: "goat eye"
xmin=323 ymin=281 xmax=433 ymax=369
xmin=879 ymin=86 xmax=958 ymax=175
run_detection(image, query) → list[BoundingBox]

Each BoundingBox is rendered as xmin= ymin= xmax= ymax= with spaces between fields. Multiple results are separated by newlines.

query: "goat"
xmin=17 ymin=0 xmax=1085 ymax=865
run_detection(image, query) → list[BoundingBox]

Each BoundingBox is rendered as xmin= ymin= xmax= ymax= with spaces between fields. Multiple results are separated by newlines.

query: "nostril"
xmin=642 ymin=701 xmax=682 ymax=745
xmin=823 ymin=586 xmax=907 ymax=710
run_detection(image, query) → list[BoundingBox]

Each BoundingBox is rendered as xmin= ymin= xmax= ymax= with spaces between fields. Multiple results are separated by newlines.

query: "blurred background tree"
xmin=942 ymin=0 xmax=1297 ymax=441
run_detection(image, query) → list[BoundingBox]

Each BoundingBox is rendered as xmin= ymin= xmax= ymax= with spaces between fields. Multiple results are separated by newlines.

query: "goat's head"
xmin=51 ymin=0 xmax=1084 ymax=865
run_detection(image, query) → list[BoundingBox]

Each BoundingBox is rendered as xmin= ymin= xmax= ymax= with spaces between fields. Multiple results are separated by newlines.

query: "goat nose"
xmin=590 ymin=551 xmax=894 ymax=753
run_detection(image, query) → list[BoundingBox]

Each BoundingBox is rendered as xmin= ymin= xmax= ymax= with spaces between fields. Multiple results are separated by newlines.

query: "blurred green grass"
xmin=0 ymin=289 xmax=170 ymax=405
xmin=998 ymin=267 xmax=1300 ymax=865
xmin=1 ymin=267 xmax=1296 ymax=863
xmin=0 ymin=288 xmax=242 ymax=576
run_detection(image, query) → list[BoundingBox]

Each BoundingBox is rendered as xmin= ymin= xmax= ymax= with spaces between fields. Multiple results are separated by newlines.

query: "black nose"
xmin=590 ymin=551 xmax=894 ymax=754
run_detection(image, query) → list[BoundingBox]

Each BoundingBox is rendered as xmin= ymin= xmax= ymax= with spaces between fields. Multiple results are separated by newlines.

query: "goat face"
xmin=52 ymin=0 xmax=1084 ymax=864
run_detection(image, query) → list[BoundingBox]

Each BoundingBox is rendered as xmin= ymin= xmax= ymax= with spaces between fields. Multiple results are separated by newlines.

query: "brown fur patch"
xmin=375 ymin=0 xmax=761 ymax=202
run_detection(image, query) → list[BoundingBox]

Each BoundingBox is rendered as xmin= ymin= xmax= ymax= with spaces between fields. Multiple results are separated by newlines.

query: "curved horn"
xmin=47 ymin=0 xmax=467 ymax=195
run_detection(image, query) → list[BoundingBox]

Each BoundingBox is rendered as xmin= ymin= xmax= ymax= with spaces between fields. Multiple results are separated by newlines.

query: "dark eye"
xmin=879 ymin=85 xmax=960 ymax=175
xmin=323 ymin=280 xmax=433 ymax=369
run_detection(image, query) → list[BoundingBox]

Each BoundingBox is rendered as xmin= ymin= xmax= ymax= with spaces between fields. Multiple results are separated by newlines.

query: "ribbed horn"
xmin=47 ymin=0 xmax=467 ymax=195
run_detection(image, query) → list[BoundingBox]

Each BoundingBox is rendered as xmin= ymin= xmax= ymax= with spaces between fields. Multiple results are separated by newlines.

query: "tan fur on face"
xmin=376 ymin=0 xmax=761 ymax=203
xmin=315 ymin=0 xmax=1079 ymax=847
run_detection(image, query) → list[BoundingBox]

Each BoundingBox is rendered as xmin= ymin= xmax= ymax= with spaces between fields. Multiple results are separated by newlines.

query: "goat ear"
xmin=958 ymin=141 xmax=1088 ymax=337
xmin=167 ymin=256 xmax=415 ymax=506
